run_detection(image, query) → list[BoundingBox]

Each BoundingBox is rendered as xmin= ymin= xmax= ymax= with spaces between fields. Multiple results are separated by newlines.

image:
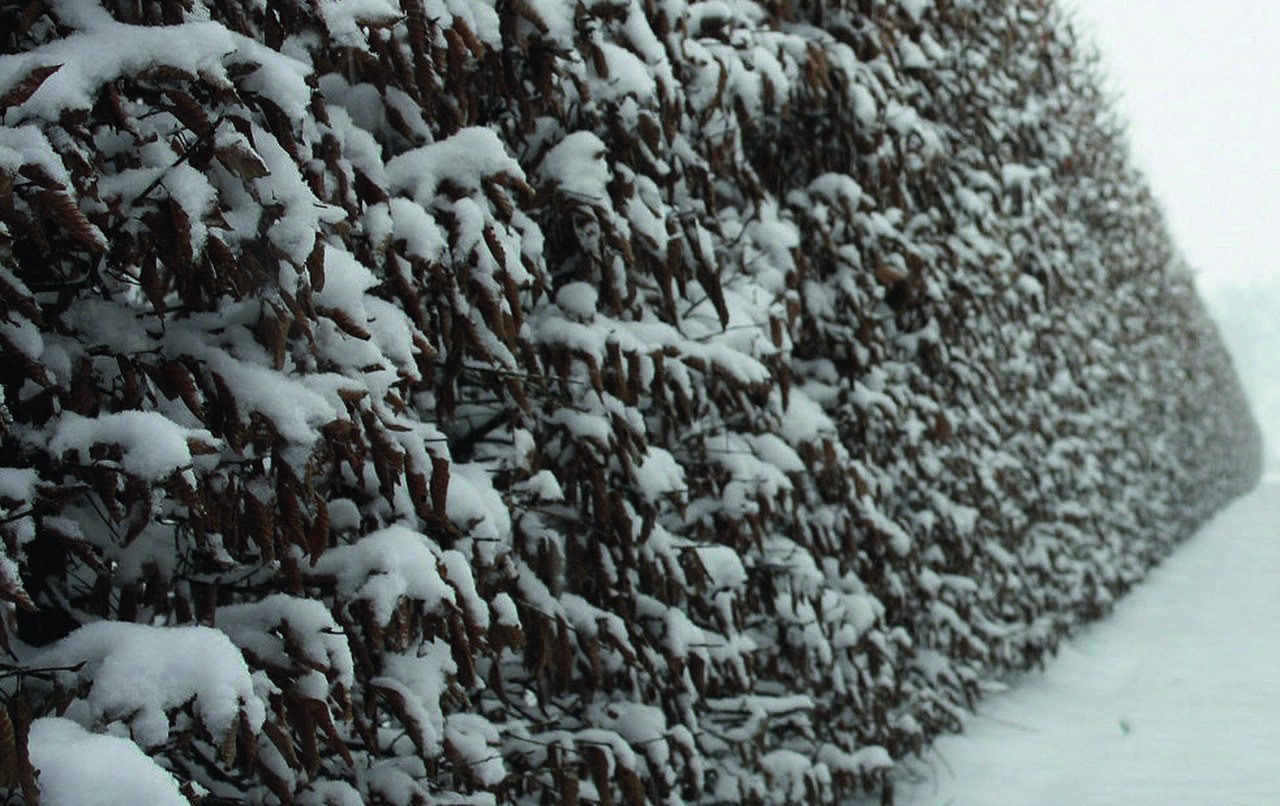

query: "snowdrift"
xmin=0 ymin=0 xmax=1260 ymax=803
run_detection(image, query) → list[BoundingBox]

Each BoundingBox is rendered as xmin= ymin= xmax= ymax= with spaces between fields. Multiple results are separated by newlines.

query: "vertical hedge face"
xmin=0 ymin=0 xmax=1260 ymax=803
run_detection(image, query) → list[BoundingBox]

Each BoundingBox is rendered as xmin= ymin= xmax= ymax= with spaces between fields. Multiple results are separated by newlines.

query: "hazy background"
xmin=1069 ymin=1 xmax=1280 ymax=475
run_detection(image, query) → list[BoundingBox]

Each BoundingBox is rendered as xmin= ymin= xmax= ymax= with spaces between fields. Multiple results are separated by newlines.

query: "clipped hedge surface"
xmin=0 ymin=0 xmax=1259 ymax=803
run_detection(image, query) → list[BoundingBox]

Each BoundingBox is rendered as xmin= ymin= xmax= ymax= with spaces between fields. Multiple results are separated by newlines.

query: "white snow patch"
xmin=386 ymin=127 xmax=524 ymax=203
xmin=48 ymin=411 xmax=215 ymax=480
xmin=28 ymin=718 xmax=188 ymax=806
xmin=696 ymin=545 xmax=748 ymax=590
xmin=896 ymin=486 xmax=1280 ymax=805
xmin=556 ymin=282 xmax=599 ymax=319
xmin=0 ymin=467 xmax=38 ymax=504
xmin=899 ymin=0 xmax=933 ymax=22
xmin=309 ymin=525 xmax=456 ymax=625
xmin=35 ymin=622 xmax=263 ymax=748
xmin=635 ymin=447 xmax=686 ymax=498
xmin=540 ymin=131 xmax=610 ymax=201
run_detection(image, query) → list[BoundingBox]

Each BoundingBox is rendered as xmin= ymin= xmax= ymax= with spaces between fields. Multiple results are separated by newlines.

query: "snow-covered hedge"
xmin=0 ymin=0 xmax=1259 ymax=803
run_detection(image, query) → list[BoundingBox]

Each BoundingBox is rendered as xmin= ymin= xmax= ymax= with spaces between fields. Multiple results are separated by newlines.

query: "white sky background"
xmin=1067 ymin=0 xmax=1280 ymax=473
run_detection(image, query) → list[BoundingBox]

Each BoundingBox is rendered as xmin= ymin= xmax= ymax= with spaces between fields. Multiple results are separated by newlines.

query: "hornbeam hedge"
xmin=0 ymin=0 xmax=1260 ymax=803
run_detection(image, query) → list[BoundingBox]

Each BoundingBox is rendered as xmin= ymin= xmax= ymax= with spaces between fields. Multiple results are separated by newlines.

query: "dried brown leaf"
xmin=244 ymin=492 xmax=275 ymax=563
xmin=317 ymin=305 xmax=371 ymax=341
xmin=307 ymin=495 xmax=329 ymax=565
xmin=430 ymin=456 xmax=450 ymax=517
xmin=306 ymin=235 xmax=326 ymax=292
xmin=165 ymin=89 xmax=212 ymax=137
xmin=0 ymin=63 xmax=61 ymax=112
xmin=0 ymin=708 xmax=18 ymax=789
xmin=164 ymin=361 xmax=205 ymax=421
xmin=29 ymin=190 xmax=104 ymax=253
xmin=215 ymin=141 xmax=270 ymax=182
xmin=509 ymin=0 xmax=549 ymax=33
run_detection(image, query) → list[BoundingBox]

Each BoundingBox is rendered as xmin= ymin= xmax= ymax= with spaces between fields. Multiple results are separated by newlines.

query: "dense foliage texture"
xmin=0 ymin=0 xmax=1261 ymax=802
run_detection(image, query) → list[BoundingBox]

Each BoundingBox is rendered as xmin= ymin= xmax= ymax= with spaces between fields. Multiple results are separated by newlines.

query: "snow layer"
xmin=309 ymin=525 xmax=456 ymax=624
xmin=48 ymin=411 xmax=215 ymax=480
xmin=893 ymin=483 xmax=1280 ymax=805
xmin=27 ymin=718 xmax=188 ymax=806
xmin=0 ymin=0 xmax=1259 ymax=802
xmin=34 ymin=622 xmax=264 ymax=747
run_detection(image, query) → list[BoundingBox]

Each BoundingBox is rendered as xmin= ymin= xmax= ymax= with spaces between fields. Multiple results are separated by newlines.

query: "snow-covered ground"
xmin=894 ymin=481 xmax=1280 ymax=805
